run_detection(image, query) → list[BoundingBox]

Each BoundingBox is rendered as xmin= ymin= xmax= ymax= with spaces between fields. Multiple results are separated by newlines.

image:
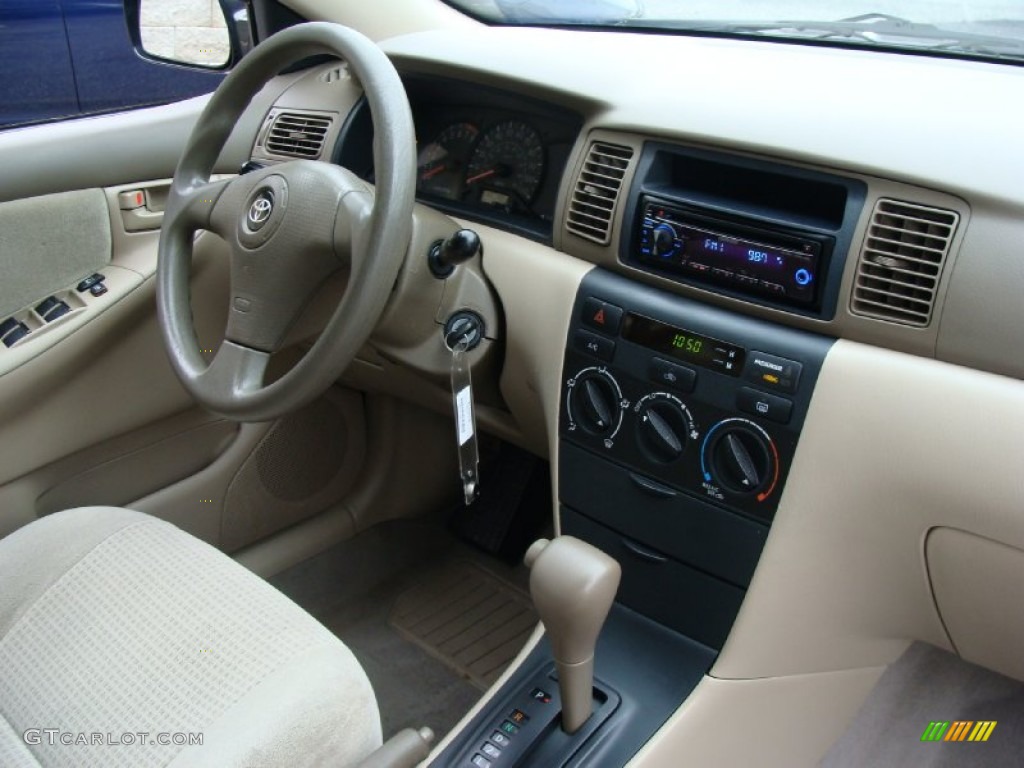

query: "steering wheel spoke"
xmin=166 ymin=177 xmax=234 ymax=236
xmin=194 ymin=342 xmax=271 ymax=413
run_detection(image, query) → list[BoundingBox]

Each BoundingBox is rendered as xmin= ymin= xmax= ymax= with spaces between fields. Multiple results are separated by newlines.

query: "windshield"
xmin=446 ymin=1 xmax=1024 ymax=63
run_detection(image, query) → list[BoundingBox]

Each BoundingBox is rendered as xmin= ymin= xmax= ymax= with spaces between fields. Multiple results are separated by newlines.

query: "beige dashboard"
xmin=227 ymin=18 xmax=1024 ymax=763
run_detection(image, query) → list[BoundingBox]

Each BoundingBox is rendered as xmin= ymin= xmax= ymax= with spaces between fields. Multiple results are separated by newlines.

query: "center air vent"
xmin=265 ymin=112 xmax=334 ymax=159
xmin=851 ymin=199 xmax=959 ymax=327
xmin=566 ymin=141 xmax=634 ymax=245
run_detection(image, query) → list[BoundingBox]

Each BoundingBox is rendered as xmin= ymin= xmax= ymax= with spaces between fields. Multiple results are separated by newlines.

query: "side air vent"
xmin=566 ymin=141 xmax=634 ymax=245
xmin=851 ymin=199 xmax=959 ymax=327
xmin=265 ymin=112 xmax=333 ymax=159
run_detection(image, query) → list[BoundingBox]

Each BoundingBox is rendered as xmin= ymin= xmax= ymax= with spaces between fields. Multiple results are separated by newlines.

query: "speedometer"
xmin=417 ymin=122 xmax=479 ymax=200
xmin=464 ymin=121 xmax=545 ymax=209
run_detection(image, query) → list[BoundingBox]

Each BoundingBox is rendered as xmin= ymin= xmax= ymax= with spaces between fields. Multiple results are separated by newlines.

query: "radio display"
xmin=622 ymin=313 xmax=745 ymax=376
xmin=636 ymin=199 xmax=827 ymax=307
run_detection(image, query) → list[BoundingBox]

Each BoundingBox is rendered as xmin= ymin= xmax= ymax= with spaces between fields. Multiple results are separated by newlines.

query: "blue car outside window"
xmin=0 ymin=0 xmax=225 ymax=130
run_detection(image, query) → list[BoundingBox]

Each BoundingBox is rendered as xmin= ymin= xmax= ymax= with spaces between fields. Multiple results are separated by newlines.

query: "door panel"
xmin=0 ymin=189 xmax=110 ymax=320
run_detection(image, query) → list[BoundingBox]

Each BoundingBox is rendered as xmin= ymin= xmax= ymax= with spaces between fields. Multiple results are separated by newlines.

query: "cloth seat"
xmin=0 ymin=507 xmax=382 ymax=768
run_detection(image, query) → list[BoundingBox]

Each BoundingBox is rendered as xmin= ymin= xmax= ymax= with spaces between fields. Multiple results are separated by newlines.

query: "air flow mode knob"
xmin=637 ymin=400 xmax=689 ymax=462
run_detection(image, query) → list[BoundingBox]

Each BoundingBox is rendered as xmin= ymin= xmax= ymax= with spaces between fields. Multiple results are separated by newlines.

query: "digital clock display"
xmin=622 ymin=313 xmax=745 ymax=376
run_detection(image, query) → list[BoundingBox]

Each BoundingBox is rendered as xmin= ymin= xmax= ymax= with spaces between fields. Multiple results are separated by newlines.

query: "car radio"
xmin=632 ymin=196 xmax=834 ymax=309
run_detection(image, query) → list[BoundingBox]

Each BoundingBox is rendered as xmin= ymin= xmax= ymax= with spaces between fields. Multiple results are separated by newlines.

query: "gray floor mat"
xmin=270 ymin=516 xmax=531 ymax=740
xmin=822 ymin=643 xmax=1024 ymax=767
xmin=390 ymin=559 xmax=536 ymax=690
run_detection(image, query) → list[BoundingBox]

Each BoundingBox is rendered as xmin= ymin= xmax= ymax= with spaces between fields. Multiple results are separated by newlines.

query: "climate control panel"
xmin=560 ymin=269 xmax=833 ymax=524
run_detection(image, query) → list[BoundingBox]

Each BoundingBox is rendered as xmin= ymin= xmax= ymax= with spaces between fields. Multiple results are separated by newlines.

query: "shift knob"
xmin=525 ymin=536 xmax=621 ymax=733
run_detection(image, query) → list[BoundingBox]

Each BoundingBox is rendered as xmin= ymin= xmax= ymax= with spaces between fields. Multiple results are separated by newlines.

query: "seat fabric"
xmin=0 ymin=507 xmax=382 ymax=768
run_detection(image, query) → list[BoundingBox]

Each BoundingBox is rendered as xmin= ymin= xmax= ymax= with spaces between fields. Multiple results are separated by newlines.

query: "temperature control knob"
xmin=635 ymin=393 xmax=696 ymax=463
xmin=703 ymin=419 xmax=778 ymax=498
xmin=567 ymin=368 xmax=625 ymax=439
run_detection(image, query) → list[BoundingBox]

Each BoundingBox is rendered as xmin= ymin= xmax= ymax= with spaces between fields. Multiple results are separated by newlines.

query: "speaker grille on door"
xmin=221 ymin=390 xmax=365 ymax=552
xmin=254 ymin=400 xmax=346 ymax=501
xmin=851 ymin=199 xmax=959 ymax=327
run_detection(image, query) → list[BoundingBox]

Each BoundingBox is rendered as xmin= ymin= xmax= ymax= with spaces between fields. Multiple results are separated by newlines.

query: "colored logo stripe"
xmin=944 ymin=721 xmax=973 ymax=741
xmin=969 ymin=722 xmax=997 ymax=742
xmin=921 ymin=720 xmax=996 ymax=742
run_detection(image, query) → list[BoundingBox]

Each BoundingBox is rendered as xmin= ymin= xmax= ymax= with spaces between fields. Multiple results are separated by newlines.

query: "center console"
xmin=559 ymin=268 xmax=833 ymax=649
xmin=434 ymin=143 xmax=850 ymax=768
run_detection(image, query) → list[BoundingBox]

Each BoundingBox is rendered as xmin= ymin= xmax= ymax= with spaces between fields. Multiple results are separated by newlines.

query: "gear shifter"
xmin=524 ymin=536 xmax=621 ymax=734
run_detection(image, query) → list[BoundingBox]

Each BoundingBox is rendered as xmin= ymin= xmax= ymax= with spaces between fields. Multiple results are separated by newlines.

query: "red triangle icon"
xmin=593 ymin=308 xmax=606 ymax=325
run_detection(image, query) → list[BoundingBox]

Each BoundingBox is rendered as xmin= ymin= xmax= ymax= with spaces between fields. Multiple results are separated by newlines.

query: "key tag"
xmin=447 ymin=328 xmax=480 ymax=505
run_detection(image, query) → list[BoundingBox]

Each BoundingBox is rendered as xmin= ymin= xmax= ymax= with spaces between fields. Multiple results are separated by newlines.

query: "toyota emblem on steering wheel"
xmin=247 ymin=192 xmax=274 ymax=230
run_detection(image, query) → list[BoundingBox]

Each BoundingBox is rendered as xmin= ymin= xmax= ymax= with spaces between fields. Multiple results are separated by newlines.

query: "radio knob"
xmin=569 ymin=371 xmax=620 ymax=437
xmin=707 ymin=424 xmax=774 ymax=494
xmin=651 ymin=223 xmax=678 ymax=259
xmin=636 ymin=399 xmax=690 ymax=462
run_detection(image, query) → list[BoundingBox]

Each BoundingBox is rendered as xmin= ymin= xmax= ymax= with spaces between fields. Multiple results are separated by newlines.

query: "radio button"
xmin=581 ymin=297 xmax=623 ymax=336
xmin=574 ymin=329 xmax=616 ymax=362
xmin=737 ymin=387 xmax=793 ymax=425
xmin=649 ymin=358 xmax=696 ymax=393
xmin=711 ymin=268 xmax=734 ymax=281
xmin=745 ymin=351 xmax=801 ymax=393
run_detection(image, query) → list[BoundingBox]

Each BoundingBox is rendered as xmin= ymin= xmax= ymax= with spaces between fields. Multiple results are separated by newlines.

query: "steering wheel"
xmin=157 ymin=22 xmax=415 ymax=422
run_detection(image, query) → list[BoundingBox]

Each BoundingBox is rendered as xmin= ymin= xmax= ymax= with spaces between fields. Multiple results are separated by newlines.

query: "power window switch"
xmin=2 ymin=322 xmax=30 ymax=347
xmin=0 ymin=316 xmax=19 ymax=338
xmin=35 ymin=296 xmax=61 ymax=316
xmin=43 ymin=302 xmax=71 ymax=322
xmin=89 ymin=282 xmax=108 ymax=297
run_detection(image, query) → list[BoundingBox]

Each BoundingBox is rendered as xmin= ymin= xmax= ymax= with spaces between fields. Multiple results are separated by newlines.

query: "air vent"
xmin=566 ymin=141 xmax=634 ymax=245
xmin=265 ymin=112 xmax=333 ymax=159
xmin=851 ymin=199 xmax=959 ymax=327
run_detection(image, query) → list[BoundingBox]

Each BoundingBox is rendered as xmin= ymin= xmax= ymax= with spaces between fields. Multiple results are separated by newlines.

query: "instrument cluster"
xmin=339 ymin=75 xmax=581 ymax=242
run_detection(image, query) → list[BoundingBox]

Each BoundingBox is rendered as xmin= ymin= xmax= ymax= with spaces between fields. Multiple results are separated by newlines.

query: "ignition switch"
xmin=444 ymin=310 xmax=485 ymax=351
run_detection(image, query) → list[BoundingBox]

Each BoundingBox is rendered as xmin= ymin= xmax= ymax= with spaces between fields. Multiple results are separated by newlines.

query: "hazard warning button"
xmin=581 ymin=297 xmax=623 ymax=336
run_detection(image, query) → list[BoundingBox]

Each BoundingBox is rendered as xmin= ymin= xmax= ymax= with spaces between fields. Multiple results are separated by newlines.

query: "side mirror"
xmin=124 ymin=0 xmax=252 ymax=70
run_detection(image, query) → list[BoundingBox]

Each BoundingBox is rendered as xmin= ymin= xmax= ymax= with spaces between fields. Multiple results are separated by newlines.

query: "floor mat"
xmin=270 ymin=517 xmax=532 ymax=739
xmin=390 ymin=559 xmax=537 ymax=689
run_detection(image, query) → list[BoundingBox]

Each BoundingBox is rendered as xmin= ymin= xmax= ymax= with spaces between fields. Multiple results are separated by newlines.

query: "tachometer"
xmin=464 ymin=121 xmax=545 ymax=209
xmin=417 ymin=122 xmax=479 ymax=200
